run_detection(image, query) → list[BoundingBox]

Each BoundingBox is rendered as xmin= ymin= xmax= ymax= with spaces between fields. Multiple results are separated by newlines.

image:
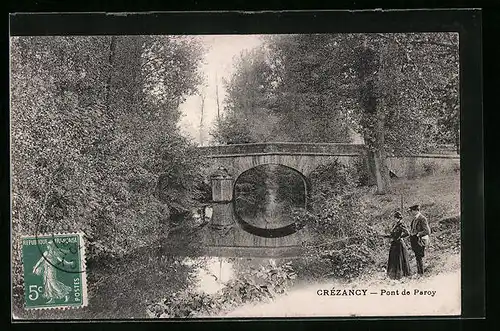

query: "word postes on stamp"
xmin=22 ymin=232 xmax=88 ymax=310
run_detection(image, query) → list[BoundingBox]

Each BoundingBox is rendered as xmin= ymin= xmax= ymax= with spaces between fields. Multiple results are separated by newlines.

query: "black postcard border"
xmin=6 ymin=9 xmax=484 ymax=322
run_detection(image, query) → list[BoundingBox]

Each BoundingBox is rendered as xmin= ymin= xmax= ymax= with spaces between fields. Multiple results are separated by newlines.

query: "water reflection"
xmin=185 ymin=257 xmax=234 ymax=294
xmin=189 ymin=257 xmax=283 ymax=294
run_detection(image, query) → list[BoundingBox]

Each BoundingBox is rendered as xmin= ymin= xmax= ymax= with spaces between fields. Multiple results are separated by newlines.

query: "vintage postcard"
xmin=9 ymin=11 xmax=482 ymax=320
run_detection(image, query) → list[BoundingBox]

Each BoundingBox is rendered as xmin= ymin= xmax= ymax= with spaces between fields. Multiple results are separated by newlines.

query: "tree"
xmin=77 ymin=35 xmax=205 ymax=258
xmin=212 ymin=35 xmax=354 ymax=144
xmin=352 ymin=37 xmax=392 ymax=194
xmin=199 ymin=91 xmax=206 ymax=146
xmin=11 ymin=35 xmax=113 ymax=247
xmin=211 ymin=33 xmax=458 ymax=193
xmin=11 ymin=35 xmax=206 ymax=317
xmin=215 ymin=71 xmax=221 ymax=124
xmin=263 ymin=34 xmax=353 ymax=143
xmin=212 ymin=47 xmax=278 ymax=144
xmin=346 ymin=33 xmax=459 ymax=193
xmin=265 ymin=33 xmax=459 ymax=193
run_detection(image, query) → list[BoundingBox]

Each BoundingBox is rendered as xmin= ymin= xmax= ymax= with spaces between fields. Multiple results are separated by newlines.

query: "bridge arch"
xmin=227 ymin=154 xmax=340 ymax=180
xmin=231 ymin=163 xmax=309 ymax=239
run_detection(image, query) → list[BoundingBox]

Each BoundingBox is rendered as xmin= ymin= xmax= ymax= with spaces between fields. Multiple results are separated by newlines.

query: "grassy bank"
xmin=218 ymin=172 xmax=461 ymax=317
xmin=362 ymin=172 xmax=460 ymax=275
xmin=289 ymin=171 xmax=460 ymax=285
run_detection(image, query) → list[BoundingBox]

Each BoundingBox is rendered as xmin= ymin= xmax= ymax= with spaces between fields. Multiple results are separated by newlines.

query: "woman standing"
xmin=385 ymin=211 xmax=411 ymax=280
xmin=32 ymin=240 xmax=74 ymax=303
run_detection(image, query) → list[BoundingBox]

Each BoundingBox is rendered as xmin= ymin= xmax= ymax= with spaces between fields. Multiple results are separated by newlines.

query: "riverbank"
xmin=214 ymin=172 xmax=461 ymax=318
xmin=222 ymin=253 xmax=460 ymax=317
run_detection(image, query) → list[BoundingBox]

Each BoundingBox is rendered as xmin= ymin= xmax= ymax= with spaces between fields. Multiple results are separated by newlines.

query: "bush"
xmin=432 ymin=215 xmax=461 ymax=252
xmin=146 ymin=260 xmax=296 ymax=318
xmin=147 ymin=291 xmax=220 ymax=318
xmin=318 ymin=245 xmax=375 ymax=280
xmin=352 ymin=157 xmax=372 ymax=187
xmin=292 ymin=160 xmax=380 ymax=281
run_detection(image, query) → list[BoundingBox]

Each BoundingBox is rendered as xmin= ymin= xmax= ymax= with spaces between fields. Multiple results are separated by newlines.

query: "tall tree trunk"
xmin=362 ymin=135 xmax=377 ymax=186
xmin=355 ymin=38 xmax=390 ymax=194
xmin=199 ymin=93 xmax=205 ymax=146
xmin=373 ymin=42 xmax=390 ymax=195
xmin=371 ymin=106 xmax=390 ymax=194
xmin=215 ymin=71 xmax=221 ymax=124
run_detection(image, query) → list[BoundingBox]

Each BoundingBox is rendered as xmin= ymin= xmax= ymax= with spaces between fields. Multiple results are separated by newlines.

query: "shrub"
xmin=432 ymin=215 xmax=461 ymax=252
xmin=147 ymin=291 xmax=220 ymax=318
xmin=11 ymin=36 xmax=207 ymax=319
xmin=318 ymin=244 xmax=375 ymax=280
xmin=292 ymin=160 xmax=379 ymax=281
xmin=352 ymin=157 xmax=372 ymax=187
xmin=146 ymin=260 xmax=296 ymax=318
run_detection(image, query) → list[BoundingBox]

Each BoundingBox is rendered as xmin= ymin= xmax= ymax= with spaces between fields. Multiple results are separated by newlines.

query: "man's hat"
xmin=409 ymin=204 xmax=420 ymax=211
xmin=394 ymin=211 xmax=403 ymax=219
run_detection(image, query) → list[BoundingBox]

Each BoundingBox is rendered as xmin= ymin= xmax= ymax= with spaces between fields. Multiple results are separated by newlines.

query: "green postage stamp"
xmin=21 ymin=232 xmax=88 ymax=309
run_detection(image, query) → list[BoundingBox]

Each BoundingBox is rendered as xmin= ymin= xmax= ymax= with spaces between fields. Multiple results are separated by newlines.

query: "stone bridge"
xmin=196 ymin=142 xmax=459 ymax=258
xmin=198 ymin=142 xmax=367 ymax=180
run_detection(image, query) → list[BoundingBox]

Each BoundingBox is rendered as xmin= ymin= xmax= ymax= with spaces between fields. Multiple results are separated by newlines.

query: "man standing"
xmin=409 ymin=204 xmax=431 ymax=275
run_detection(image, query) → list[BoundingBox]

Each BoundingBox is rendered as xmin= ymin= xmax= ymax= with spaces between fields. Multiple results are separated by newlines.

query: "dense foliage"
xmin=292 ymin=160 xmax=381 ymax=281
xmin=212 ymin=33 xmax=459 ymax=194
xmin=211 ymin=48 xmax=278 ymax=144
xmin=146 ymin=260 xmax=296 ymax=318
xmin=11 ymin=35 xmax=207 ymax=318
xmin=212 ymin=37 xmax=352 ymax=144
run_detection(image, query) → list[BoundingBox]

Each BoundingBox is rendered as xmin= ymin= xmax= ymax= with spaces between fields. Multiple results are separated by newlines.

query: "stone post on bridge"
xmin=211 ymin=167 xmax=233 ymax=202
xmin=209 ymin=167 xmax=236 ymax=230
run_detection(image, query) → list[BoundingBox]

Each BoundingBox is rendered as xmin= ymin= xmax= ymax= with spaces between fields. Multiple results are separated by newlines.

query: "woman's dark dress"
xmin=387 ymin=220 xmax=411 ymax=280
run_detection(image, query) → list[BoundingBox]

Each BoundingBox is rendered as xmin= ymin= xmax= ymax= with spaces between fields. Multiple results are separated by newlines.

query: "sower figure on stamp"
xmin=32 ymin=240 xmax=75 ymax=303
xmin=408 ymin=204 xmax=431 ymax=275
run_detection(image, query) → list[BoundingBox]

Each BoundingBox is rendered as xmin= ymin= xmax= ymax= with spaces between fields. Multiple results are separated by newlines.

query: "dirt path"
xmin=223 ymin=269 xmax=461 ymax=317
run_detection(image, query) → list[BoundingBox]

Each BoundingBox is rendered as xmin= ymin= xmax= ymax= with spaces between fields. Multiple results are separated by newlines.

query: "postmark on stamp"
xmin=21 ymin=232 xmax=88 ymax=309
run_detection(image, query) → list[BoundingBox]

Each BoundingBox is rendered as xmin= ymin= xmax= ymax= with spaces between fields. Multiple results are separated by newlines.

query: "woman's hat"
xmin=394 ymin=211 xmax=403 ymax=219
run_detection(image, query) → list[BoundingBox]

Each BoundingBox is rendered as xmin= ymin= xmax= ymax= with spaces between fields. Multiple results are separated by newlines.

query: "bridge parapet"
xmin=198 ymin=142 xmax=367 ymax=157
